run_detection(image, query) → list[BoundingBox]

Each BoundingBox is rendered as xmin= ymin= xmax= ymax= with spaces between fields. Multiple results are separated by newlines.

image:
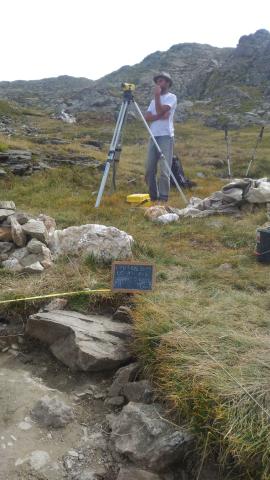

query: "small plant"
xmin=0 ymin=142 xmax=8 ymax=152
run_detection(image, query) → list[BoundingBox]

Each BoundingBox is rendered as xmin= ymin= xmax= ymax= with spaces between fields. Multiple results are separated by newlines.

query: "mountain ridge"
xmin=0 ymin=29 xmax=270 ymax=128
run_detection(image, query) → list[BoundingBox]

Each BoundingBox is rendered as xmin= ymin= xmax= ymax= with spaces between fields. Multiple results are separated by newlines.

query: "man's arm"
xmin=154 ymin=85 xmax=171 ymax=115
xmin=144 ymin=111 xmax=169 ymax=122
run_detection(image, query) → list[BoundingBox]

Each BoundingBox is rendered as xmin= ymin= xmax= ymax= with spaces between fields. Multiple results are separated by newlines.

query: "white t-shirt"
xmin=147 ymin=92 xmax=177 ymax=137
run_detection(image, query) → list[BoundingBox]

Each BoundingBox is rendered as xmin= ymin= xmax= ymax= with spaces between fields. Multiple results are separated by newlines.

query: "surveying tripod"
xmin=95 ymin=83 xmax=188 ymax=208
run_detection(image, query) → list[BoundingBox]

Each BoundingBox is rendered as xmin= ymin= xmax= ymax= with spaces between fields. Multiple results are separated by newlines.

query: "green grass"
xmin=0 ymin=142 xmax=8 ymax=152
xmin=1 ymin=113 xmax=270 ymax=478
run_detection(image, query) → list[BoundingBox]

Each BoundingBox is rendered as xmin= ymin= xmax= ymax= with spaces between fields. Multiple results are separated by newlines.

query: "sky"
xmin=1 ymin=0 xmax=269 ymax=81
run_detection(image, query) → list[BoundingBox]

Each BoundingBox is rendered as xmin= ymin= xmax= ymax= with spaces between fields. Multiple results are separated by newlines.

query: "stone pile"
xmin=0 ymin=201 xmax=55 ymax=273
xmin=0 ymin=201 xmax=134 ymax=274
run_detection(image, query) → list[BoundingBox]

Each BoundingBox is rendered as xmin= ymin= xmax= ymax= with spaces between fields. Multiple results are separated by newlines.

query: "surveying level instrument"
xmin=95 ymin=83 xmax=188 ymax=208
xmin=121 ymin=82 xmax=136 ymax=92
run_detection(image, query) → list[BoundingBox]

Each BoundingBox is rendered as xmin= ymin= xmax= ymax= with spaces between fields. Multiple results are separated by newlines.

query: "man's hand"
xmin=154 ymin=85 xmax=161 ymax=96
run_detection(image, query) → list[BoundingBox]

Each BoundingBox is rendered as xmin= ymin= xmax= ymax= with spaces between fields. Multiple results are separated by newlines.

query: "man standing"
xmin=145 ymin=72 xmax=177 ymax=202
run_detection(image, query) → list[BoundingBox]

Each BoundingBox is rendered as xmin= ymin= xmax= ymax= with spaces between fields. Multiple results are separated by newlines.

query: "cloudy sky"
xmin=1 ymin=0 xmax=269 ymax=81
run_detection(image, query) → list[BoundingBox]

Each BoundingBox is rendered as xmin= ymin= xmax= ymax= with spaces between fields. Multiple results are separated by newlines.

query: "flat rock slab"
xmin=26 ymin=310 xmax=133 ymax=372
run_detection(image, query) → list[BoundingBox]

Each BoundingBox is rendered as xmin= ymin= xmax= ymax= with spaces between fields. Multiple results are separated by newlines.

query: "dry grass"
xmin=1 ymin=114 xmax=270 ymax=478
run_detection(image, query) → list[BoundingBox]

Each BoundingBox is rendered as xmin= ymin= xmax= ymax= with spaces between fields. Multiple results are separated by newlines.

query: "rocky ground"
xmin=0 ymin=299 xmax=221 ymax=480
xmin=0 ymin=303 xmax=217 ymax=480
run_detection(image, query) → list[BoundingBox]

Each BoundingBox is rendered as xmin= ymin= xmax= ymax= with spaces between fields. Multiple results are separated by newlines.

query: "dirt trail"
xmin=0 ymin=342 xmax=119 ymax=480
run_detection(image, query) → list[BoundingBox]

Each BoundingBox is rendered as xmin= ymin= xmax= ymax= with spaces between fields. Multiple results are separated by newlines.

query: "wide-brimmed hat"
xmin=153 ymin=72 xmax=173 ymax=87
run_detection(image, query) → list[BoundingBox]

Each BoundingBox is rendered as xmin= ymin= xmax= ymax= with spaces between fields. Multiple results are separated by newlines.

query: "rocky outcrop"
xmin=26 ymin=310 xmax=133 ymax=371
xmin=0 ymin=149 xmax=32 ymax=176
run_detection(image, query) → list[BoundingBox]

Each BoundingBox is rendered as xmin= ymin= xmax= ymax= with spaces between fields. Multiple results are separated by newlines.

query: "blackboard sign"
xmin=112 ymin=261 xmax=155 ymax=293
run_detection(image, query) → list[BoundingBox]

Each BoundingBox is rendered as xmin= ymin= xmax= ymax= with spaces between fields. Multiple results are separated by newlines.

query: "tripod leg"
xmin=95 ymin=101 xmax=129 ymax=208
xmin=133 ymin=101 xmax=188 ymax=205
xmin=111 ymin=105 xmax=129 ymax=193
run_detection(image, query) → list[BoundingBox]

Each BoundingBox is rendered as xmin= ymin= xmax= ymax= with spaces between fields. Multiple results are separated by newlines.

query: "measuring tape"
xmin=0 ymin=288 xmax=112 ymax=306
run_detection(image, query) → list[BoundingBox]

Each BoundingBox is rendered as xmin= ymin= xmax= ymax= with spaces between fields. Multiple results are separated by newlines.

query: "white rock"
xmin=23 ymin=261 xmax=44 ymax=273
xmin=29 ymin=450 xmax=50 ymax=470
xmin=155 ymin=213 xmax=179 ymax=224
xmin=49 ymin=224 xmax=133 ymax=262
xmin=144 ymin=206 xmax=167 ymax=221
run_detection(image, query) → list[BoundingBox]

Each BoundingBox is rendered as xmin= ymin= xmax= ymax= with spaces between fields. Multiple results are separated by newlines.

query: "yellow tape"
xmin=0 ymin=289 xmax=112 ymax=305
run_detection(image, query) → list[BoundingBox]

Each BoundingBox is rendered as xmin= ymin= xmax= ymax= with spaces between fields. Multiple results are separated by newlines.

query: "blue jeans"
xmin=145 ymin=136 xmax=174 ymax=201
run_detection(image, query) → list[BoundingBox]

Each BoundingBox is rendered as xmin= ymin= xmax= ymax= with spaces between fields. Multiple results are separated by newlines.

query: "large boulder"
xmin=49 ymin=224 xmax=133 ymax=262
xmin=26 ymin=310 xmax=133 ymax=371
xmin=108 ymin=402 xmax=193 ymax=471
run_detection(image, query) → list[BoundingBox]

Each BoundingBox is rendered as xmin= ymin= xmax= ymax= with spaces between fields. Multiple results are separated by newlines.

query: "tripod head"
xmin=121 ymin=82 xmax=135 ymax=102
